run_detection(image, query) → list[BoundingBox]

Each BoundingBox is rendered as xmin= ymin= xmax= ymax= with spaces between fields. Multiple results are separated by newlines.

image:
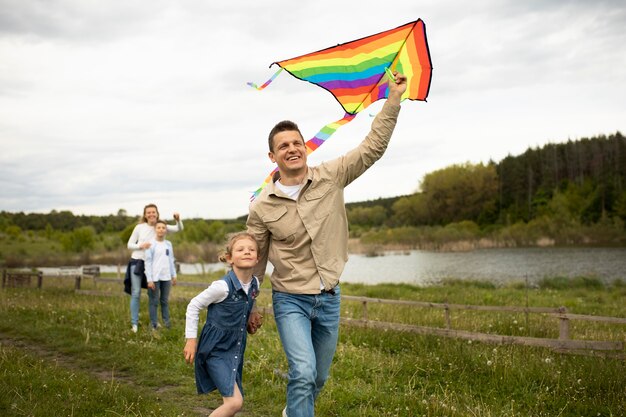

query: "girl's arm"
xmin=247 ymin=276 xmax=263 ymax=334
xmin=184 ymin=280 xmax=229 ymax=338
xmin=183 ymin=339 xmax=197 ymax=364
xmin=183 ymin=280 xmax=229 ymax=364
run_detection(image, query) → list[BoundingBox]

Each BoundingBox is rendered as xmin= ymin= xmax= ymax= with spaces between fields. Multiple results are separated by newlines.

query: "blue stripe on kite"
xmin=300 ymin=62 xmax=390 ymax=84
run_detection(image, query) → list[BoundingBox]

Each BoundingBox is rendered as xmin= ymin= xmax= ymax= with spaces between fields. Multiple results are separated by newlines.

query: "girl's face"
xmin=144 ymin=207 xmax=158 ymax=225
xmin=227 ymin=238 xmax=259 ymax=269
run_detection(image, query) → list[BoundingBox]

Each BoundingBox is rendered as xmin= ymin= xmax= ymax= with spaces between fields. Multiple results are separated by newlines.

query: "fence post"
xmin=37 ymin=271 xmax=43 ymax=289
xmin=2 ymin=269 xmax=6 ymax=288
xmin=75 ymin=275 xmax=81 ymax=290
xmin=558 ymin=306 xmax=569 ymax=340
xmin=362 ymin=301 xmax=368 ymax=321
xmin=444 ymin=303 xmax=451 ymax=329
xmin=524 ymin=275 xmax=530 ymax=334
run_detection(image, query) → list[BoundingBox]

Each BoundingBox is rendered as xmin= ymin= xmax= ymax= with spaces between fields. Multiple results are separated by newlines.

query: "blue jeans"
xmin=129 ymin=263 xmax=143 ymax=326
xmin=272 ymin=286 xmax=341 ymax=417
xmin=148 ymin=280 xmax=172 ymax=328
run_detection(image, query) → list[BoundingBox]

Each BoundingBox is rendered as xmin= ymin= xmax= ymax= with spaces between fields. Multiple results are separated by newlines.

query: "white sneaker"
xmin=131 ymin=324 xmax=138 ymax=333
xmin=282 ymin=407 xmax=287 ymax=417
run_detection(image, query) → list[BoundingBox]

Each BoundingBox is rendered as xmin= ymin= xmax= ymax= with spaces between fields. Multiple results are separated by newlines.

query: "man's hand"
xmin=147 ymin=282 xmax=155 ymax=290
xmin=387 ymin=71 xmax=407 ymax=104
xmin=247 ymin=311 xmax=264 ymax=334
xmin=183 ymin=339 xmax=197 ymax=364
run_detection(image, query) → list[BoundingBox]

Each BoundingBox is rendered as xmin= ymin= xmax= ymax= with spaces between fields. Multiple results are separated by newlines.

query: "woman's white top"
xmin=127 ymin=220 xmax=183 ymax=260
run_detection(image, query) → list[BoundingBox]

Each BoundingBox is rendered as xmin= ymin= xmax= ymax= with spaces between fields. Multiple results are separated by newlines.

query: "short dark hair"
xmin=268 ymin=120 xmax=303 ymax=152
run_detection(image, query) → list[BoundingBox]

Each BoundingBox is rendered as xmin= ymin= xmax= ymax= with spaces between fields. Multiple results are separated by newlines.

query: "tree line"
xmin=0 ymin=209 xmax=136 ymax=234
xmin=1 ymin=132 xmax=625 ymax=256
xmin=347 ymin=132 xmax=626 ymax=233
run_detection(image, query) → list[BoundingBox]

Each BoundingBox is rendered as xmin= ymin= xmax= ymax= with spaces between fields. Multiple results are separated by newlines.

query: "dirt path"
xmin=0 ymin=332 xmax=215 ymax=416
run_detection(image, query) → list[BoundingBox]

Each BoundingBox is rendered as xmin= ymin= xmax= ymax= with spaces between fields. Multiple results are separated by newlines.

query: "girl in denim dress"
xmin=183 ymin=232 xmax=261 ymax=417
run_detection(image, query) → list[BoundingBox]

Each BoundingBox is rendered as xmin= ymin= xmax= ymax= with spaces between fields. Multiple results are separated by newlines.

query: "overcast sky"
xmin=1 ymin=0 xmax=625 ymax=220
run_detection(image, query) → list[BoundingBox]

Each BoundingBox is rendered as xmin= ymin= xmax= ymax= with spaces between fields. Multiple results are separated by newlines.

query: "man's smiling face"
xmin=269 ymin=130 xmax=308 ymax=177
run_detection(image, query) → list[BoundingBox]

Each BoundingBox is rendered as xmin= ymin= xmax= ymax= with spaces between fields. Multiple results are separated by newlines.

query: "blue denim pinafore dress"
xmin=195 ymin=270 xmax=259 ymax=396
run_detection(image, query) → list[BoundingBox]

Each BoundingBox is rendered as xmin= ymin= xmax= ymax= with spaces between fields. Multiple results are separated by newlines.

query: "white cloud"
xmin=1 ymin=0 xmax=625 ymax=219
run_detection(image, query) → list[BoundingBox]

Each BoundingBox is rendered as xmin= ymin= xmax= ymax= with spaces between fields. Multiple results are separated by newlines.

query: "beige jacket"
xmin=247 ymin=100 xmax=401 ymax=294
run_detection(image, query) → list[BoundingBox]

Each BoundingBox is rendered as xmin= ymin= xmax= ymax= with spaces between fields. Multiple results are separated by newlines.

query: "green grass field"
xmin=1 ymin=275 xmax=624 ymax=416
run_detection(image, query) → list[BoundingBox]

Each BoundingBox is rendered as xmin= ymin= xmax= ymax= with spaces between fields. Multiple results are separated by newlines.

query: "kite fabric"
xmin=249 ymin=18 xmax=432 ymax=200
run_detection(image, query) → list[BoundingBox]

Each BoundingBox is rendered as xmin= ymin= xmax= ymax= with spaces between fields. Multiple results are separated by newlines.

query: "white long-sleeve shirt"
xmin=185 ymin=276 xmax=259 ymax=339
xmin=127 ymin=220 xmax=183 ymax=260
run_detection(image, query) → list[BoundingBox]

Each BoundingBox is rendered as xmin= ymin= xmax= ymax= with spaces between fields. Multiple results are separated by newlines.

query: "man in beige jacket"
xmin=247 ymin=72 xmax=407 ymax=417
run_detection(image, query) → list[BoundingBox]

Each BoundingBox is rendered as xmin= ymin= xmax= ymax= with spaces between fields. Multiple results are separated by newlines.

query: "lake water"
xmin=340 ymin=247 xmax=626 ymax=286
xmin=97 ymin=247 xmax=626 ymax=286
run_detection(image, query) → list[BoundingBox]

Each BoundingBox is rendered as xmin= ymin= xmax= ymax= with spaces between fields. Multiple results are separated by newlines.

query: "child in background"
xmin=126 ymin=203 xmax=183 ymax=333
xmin=145 ymin=219 xmax=177 ymax=330
xmin=183 ymin=232 xmax=261 ymax=417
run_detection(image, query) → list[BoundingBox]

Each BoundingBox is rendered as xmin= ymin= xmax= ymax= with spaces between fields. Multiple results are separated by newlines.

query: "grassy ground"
xmin=0 ymin=275 xmax=624 ymax=417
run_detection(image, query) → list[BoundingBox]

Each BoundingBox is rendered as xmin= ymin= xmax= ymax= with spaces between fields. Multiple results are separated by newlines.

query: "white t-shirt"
xmin=149 ymin=240 xmax=174 ymax=282
xmin=275 ymin=181 xmax=303 ymax=200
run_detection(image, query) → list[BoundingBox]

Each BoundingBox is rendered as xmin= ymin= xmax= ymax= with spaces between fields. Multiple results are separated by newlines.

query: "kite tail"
xmin=305 ymin=113 xmax=356 ymax=154
xmin=250 ymin=167 xmax=278 ymax=202
xmin=247 ymin=68 xmax=284 ymax=90
xmin=250 ymin=112 xmax=357 ymax=202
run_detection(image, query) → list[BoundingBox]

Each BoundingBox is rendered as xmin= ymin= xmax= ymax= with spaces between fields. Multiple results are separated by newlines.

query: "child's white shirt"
xmin=148 ymin=240 xmax=174 ymax=282
xmin=185 ymin=276 xmax=259 ymax=339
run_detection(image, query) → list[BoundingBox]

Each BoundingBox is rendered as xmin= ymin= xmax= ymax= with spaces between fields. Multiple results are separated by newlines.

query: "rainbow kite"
xmin=249 ymin=19 xmax=432 ymax=200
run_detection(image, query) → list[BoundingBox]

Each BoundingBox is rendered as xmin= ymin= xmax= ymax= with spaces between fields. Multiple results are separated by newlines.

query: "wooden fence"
xmin=3 ymin=267 xmax=89 ymax=290
xmin=3 ymin=268 xmax=624 ymax=355
xmin=2 ymin=270 xmax=43 ymax=288
xmin=339 ymin=295 xmax=625 ymax=356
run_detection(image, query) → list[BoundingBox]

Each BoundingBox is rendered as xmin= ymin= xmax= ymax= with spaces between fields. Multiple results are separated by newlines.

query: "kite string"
xmin=250 ymin=112 xmax=357 ymax=201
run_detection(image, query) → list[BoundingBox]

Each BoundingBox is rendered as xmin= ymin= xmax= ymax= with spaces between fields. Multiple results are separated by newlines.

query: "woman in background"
xmin=125 ymin=203 xmax=183 ymax=333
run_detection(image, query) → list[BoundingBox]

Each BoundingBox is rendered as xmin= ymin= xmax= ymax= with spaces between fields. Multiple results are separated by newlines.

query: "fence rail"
xmin=340 ymin=295 xmax=625 ymax=355
xmin=3 ymin=269 xmax=624 ymax=355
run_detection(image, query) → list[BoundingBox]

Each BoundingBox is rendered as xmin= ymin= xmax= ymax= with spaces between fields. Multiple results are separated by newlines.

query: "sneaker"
xmin=282 ymin=407 xmax=287 ymax=417
xmin=131 ymin=324 xmax=138 ymax=333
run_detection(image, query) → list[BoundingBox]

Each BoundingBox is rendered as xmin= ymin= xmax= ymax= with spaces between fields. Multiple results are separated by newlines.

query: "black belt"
xmin=321 ymin=287 xmax=336 ymax=296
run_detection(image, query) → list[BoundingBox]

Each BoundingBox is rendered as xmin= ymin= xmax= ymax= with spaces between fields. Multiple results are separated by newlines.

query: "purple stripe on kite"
xmin=320 ymin=73 xmax=382 ymax=91
xmin=376 ymin=84 xmax=388 ymax=99
xmin=308 ymin=137 xmax=325 ymax=147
